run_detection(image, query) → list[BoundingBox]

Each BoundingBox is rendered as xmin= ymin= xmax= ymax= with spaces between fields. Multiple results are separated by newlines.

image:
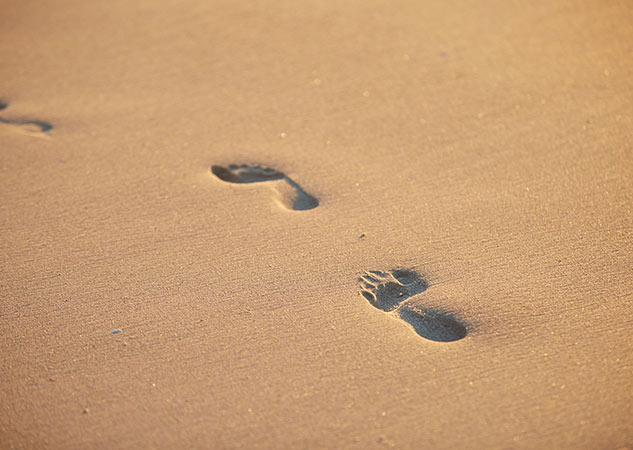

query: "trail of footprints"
xmin=3 ymin=94 xmax=467 ymax=342
xmin=0 ymin=101 xmax=52 ymax=138
xmin=211 ymin=163 xmax=469 ymax=342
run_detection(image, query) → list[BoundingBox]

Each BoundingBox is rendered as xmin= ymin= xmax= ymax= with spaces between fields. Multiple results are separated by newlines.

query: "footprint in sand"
xmin=0 ymin=101 xmax=52 ymax=138
xmin=211 ymin=164 xmax=319 ymax=211
xmin=358 ymin=269 xmax=467 ymax=342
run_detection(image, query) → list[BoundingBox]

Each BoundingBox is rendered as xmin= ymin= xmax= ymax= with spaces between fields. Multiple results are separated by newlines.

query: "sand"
xmin=1 ymin=0 xmax=632 ymax=448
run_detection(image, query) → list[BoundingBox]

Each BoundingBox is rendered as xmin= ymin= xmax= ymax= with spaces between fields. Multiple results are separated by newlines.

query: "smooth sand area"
xmin=1 ymin=0 xmax=632 ymax=448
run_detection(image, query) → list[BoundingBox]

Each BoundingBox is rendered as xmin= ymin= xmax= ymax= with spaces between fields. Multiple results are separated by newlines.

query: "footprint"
xmin=0 ymin=100 xmax=52 ymax=138
xmin=358 ymin=268 xmax=467 ymax=342
xmin=211 ymin=164 xmax=318 ymax=211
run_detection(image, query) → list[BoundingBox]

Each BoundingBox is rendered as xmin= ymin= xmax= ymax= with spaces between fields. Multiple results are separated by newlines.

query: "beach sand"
xmin=1 ymin=0 xmax=632 ymax=448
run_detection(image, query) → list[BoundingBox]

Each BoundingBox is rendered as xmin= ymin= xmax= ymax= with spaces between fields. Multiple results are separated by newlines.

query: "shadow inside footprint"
xmin=398 ymin=306 xmax=467 ymax=342
xmin=358 ymin=269 xmax=428 ymax=312
xmin=211 ymin=164 xmax=318 ymax=211
xmin=211 ymin=165 xmax=285 ymax=183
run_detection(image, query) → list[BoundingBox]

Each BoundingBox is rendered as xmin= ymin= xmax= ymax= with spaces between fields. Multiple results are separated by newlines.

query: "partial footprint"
xmin=0 ymin=101 xmax=52 ymax=138
xmin=211 ymin=164 xmax=318 ymax=211
xmin=358 ymin=269 xmax=428 ymax=312
xmin=358 ymin=268 xmax=467 ymax=342
xmin=397 ymin=305 xmax=467 ymax=342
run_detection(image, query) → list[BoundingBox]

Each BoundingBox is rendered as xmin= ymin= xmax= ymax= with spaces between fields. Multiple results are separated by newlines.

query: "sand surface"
xmin=1 ymin=0 xmax=633 ymax=448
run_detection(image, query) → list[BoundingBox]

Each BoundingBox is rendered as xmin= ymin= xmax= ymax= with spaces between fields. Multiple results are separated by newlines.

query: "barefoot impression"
xmin=359 ymin=269 xmax=467 ymax=342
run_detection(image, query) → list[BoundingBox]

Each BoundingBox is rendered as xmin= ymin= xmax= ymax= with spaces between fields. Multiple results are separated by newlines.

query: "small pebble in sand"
xmin=111 ymin=329 xmax=122 ymax=334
